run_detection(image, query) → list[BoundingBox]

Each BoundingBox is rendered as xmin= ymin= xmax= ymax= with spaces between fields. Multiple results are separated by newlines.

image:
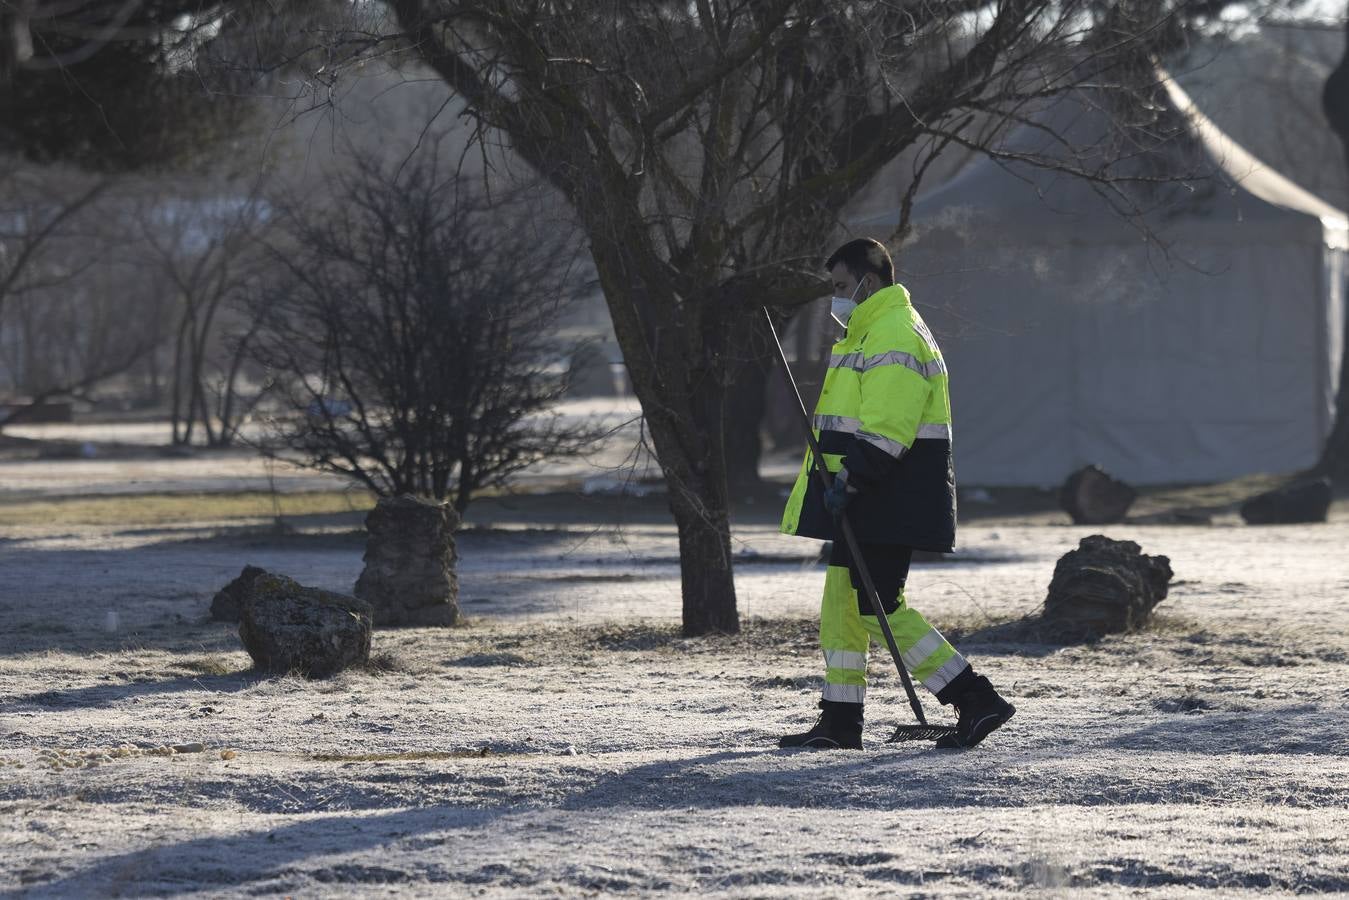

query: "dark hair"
xmin=826 ymin=238 xmax=894 ymax=285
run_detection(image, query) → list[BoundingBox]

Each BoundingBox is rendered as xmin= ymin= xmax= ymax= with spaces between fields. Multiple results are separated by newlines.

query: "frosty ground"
xmin=1 ymin=428 xmax=1347 ymax=897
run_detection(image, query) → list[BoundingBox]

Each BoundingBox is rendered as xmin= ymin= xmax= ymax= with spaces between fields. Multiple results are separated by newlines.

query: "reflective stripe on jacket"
xmin=780 ymin=283 xmax=957 ymax=552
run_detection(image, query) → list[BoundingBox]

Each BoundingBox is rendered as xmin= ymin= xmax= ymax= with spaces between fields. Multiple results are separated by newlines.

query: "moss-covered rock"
xmin=238 ymin=572 xmax=372 ymax=677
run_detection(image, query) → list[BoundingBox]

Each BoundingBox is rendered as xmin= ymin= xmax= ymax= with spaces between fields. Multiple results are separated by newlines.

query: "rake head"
xmin=887 ymin=723 xmax=958 ymax=743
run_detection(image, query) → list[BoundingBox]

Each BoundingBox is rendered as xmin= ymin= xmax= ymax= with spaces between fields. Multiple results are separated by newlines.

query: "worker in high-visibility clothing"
xmin=778 ymin=238 xmax=1014 ymax=750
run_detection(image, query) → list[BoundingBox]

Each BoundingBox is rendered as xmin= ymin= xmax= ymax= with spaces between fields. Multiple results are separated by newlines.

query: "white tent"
xmin=850 ymin=79 xmax=1348 ymax=487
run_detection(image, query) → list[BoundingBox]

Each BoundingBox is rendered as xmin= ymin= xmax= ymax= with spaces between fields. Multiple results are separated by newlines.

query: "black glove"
xmin=823 ymin=468 xmax=859 ymax=516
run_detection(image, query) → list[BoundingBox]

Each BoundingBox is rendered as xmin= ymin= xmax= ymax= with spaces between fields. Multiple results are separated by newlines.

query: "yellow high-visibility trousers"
xmin=819 ymin=562 xmax=967 ymax=704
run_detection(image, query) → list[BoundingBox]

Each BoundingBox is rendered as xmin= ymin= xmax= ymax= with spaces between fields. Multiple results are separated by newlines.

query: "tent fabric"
xmin=1167 ymin=75 xmax=1347 ymax=235
xmin=850 ymin=78 xmax=1346 ymax=487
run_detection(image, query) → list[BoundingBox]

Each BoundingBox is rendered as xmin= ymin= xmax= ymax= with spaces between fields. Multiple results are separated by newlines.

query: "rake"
xmin=763 ymin=308 xmax=956 ymax=743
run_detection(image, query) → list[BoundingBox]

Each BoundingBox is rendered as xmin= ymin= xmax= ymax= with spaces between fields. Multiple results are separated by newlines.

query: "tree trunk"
xmin=722 ymin=310 xmax=774 ymax=497
xmin=670 ymin=479 xmax=740 ymax=634
xmin=193 ymin=283 xmax=229 ymax=446
xmin=218 ymin=325 xmax=256 ymax=447
xmin=654 ymin=394 xmax=740 ymax=635
xmin=189 ymin=330 xmax=217 ymax=447
xmin=170 ymin=310 xmax=190 ymax=444
xmin=642 ymin=389 xmax=742 ymax=636
xmin=1318 ymin=15 xmax=1349 ymax=478
xmin=193 ymin=372 xmax=217 ymax=446
xmin=585 ymin=235 xmax=741 ymax=635
xmin=722 ymin=359 xmax=767 ymax=496
xmin=147 ymin=346 xmax=162 ymax=407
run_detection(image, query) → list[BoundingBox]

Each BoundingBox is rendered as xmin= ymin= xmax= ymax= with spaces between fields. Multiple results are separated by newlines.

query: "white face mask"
xmin=830 ymin=296 xmax=857 ymax=328
xmin=829 ymin=277 xmax=868 ymax=329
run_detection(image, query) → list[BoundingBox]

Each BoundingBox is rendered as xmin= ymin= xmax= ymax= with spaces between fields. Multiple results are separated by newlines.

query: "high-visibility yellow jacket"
xmin=780 ymin=283 xmax=957 ymax=552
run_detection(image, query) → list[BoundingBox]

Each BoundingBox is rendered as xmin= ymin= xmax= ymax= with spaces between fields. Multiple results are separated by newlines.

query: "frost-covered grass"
xmin=2 ymin=472 xmax=1347 ymax=896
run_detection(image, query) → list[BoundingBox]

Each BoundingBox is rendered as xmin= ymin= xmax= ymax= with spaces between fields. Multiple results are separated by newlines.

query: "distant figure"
xmin=778 ymin=238 xmax=1015 ymax=750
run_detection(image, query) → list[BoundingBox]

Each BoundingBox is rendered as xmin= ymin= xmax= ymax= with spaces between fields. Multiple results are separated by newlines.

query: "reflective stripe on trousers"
xmin=819 ymin=564 xmax=967 ymax=702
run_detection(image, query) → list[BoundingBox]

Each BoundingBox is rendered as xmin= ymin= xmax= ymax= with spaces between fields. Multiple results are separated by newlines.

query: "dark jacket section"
xmin=840 ymin=438 xmax=901 ymax=492
xmin=794 ymin=437 xmax=956 ymax=553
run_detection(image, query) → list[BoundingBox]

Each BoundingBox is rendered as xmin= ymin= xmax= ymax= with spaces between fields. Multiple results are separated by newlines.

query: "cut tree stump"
xmin=1240 ymin=477 xmax=1333 ymax=525
xmin=1059 ymin=464 xmax=1136 ymax=525
xmin=354 ymin=494 xmax=460 ymax=627
xmin=1042 ymin=535 xmax=1173 ymax=640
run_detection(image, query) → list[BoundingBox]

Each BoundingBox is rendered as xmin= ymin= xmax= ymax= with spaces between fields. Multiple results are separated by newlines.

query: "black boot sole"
xmin=778 ymin=735 xmax=863 ymax=750
xmin=935 ymin=703 xmax=1015 ymax=750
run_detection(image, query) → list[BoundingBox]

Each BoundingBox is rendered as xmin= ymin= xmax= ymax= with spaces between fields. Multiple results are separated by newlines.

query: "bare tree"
xmin=0 ymin=166 xmax=155 ymax=428
xmin=248 ymin=140 xmax=602 ymax=513
xmin=0 ymin=169 xmax=106 ymax=321
xmin=129 ymin=176 xmax=275 ymax=446
xmin=384 ymin=2 xmax=1232 ymax=634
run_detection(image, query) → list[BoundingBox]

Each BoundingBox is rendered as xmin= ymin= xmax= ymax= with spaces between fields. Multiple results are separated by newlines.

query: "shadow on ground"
xmin=12 ymin=717 xmax=1349 ymax=897
xmin=6 ymin=671 xmax=263 ymax=711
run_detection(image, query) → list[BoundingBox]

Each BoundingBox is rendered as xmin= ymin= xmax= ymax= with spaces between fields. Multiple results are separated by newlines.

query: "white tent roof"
xmin=856 ymin=77 xmax=1347 ymax=245
xmin=1164 ymin=77 xmax=1347 ymax=238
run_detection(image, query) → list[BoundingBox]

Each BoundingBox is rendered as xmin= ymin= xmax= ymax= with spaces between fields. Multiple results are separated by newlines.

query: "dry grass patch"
xmin=0 ymin=490 xmax=376 ymax=527
xmin=363 ymin=651 xmax=427 ymax=674
xmin=174 ymin=655 xmax=238 ymax=676
xmin=1129 ymin=472 xmax=1303 ymax=517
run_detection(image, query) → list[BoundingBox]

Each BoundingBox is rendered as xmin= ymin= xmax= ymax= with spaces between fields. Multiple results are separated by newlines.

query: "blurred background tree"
xmin=0 ymin=0 xmax=345 ymax=170
xmin=247 ymin=137 xmax=604 ymax=513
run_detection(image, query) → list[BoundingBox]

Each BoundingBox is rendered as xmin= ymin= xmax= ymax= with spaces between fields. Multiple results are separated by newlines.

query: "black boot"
xmin=934 ymin=669 xmax=1014 ymax=750
xmin=778 ymin=700 xmax=864 ymax=750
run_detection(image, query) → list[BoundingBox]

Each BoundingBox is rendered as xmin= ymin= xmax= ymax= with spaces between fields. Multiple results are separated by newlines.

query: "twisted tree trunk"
xmin=587 ymin=234 xmax=741 ymax=635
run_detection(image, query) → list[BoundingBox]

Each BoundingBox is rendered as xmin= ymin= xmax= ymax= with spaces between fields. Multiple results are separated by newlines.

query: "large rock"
xmin=210 ymin=565 xmax=266 ymax=623
xmin=238 ymin=573 xmax=372 ymax=677
xmin=1043 ymin=535 xmax=1172 ymax=639
xmin=1059 ymin=465 xmax=1136 ymax=525
xmin=1240 ymin=477 xmax=1332 ymax=525
xmin=354 ymin=494 xmax=460 ymax=627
